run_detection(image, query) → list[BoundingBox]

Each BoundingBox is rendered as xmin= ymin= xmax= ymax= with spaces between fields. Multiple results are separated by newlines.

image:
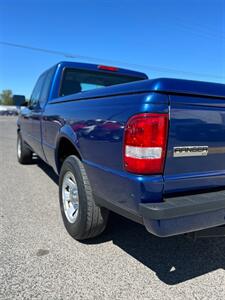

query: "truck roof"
xmin=55 ymin=61 xmax=148 ymax=80
xmin=53 ymin=63 xmax=225 ymax=100
xmin=51 ymin=77 xmax=225 ymax=103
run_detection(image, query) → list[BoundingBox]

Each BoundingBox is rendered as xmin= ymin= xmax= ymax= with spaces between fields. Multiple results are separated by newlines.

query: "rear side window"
xmin=29 ymin=67 xmax=56 ymax=108
xmin=39 ymin=67 xmax=55 ymax=107
xmin=60 ymin=68 xmax=144 ymax=97
xmin=29 ymin=74 xmax=45 ymax=107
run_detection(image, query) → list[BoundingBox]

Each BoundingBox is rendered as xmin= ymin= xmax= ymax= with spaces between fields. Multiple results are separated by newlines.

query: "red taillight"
xmin=97 ymin=65 xmax=119 ymax=72
xmin=123 ymin=113 xmax=168 ymax=174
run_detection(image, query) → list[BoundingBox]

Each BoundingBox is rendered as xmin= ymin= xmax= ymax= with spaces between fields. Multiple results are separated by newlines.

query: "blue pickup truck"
xmin=15 ymin=61 xmax=225 ymax=240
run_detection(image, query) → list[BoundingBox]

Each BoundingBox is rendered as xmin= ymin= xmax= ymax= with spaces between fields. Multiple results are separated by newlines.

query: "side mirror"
xmin=13 ymin=95 xmax=27 ymax=107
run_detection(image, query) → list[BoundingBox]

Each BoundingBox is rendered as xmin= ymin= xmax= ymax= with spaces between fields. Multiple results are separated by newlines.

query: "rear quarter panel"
xmin=42 ymin=92 xmax=168 ymax=214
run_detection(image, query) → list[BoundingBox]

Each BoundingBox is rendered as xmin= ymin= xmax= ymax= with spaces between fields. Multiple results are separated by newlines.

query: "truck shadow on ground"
xmin=36 ymin=158 xmax=225 ymax=285
xmin=95 ymin=213 xmax=225 ymax=285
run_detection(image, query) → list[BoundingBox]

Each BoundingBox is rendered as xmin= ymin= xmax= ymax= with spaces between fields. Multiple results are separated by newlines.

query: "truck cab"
xmin=18 ymin=61 xmax=147 ymax=162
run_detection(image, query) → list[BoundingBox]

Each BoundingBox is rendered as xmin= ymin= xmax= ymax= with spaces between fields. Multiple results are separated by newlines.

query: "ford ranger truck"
xmin=15 ymin=61 xmax=225 ymax=240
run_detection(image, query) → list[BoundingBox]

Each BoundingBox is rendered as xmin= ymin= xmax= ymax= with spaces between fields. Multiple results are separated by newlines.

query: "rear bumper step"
xmin=140 ymin=190 xmax=225 ymax=220
xmin=139 ymin=190 xmax=225 ymax=237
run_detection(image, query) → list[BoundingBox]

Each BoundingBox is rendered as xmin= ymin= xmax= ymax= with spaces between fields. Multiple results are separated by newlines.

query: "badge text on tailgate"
xmin=173 ymin=146 xmax=208 ymax=157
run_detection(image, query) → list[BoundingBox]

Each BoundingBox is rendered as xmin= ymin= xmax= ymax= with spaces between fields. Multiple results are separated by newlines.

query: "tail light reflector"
xmin=123 ymin=113 xmax=168 ymax=174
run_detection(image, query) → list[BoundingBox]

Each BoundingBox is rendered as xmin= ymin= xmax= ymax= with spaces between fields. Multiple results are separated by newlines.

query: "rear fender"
xmin=54 ymin=124 xmax=82 ymax=173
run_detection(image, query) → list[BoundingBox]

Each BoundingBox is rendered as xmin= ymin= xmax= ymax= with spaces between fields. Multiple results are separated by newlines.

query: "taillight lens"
xmin=123 ymin=113 xmax=168 ymax=174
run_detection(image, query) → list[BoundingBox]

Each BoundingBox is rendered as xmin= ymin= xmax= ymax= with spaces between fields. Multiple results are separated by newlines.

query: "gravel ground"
xmin=1 ymin=116 xmax=225 ymax=300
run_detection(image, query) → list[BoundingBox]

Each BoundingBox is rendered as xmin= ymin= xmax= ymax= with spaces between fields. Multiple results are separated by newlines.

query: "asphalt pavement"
xmin=1 ymin=116 xmax=225 ymax=300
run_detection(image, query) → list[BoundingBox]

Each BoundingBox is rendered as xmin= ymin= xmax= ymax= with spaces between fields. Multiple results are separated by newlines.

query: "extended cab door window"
xmin=29 ymin=74 xmax=45 ymax=109
xmin=39 ymin=67 xmax=55 ymax=108
xmin=30 ymin=68 xmax=55 ymax=109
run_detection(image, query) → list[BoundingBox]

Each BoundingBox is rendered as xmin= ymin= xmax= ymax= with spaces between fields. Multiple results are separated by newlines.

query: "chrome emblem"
xmin=173 ymin=146 xmax=208 ymax=157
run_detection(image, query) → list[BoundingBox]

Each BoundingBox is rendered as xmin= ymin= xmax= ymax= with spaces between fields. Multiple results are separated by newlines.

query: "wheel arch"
xmin=55 ymin=134 xmax=82 ymax=173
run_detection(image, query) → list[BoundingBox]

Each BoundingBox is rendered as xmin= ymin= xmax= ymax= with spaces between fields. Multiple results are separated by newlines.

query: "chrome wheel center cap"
xmin=71 ymin=189 xmax=78 ymax=200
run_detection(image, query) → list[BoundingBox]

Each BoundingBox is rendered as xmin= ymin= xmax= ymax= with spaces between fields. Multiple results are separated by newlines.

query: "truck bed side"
xmin=42 ymin=78 xmax=225 ymax=222
xmin=42 ymin=90 xmax=168 ymax=220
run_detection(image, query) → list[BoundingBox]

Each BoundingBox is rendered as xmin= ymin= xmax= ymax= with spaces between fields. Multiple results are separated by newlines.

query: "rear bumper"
xmin=140 ymin=190 xmax=225 ymax=237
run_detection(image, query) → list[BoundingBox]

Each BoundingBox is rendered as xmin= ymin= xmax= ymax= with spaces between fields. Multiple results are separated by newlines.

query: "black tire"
xmin=59 ymin=155 xmax=109 ymax=240
xmin=17 ymin=132 xmax=33 ymax=164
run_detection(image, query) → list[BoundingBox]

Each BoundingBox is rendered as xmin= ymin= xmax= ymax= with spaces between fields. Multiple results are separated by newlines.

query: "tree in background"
xmin=0 ymin=89 xmax=13 ymax=105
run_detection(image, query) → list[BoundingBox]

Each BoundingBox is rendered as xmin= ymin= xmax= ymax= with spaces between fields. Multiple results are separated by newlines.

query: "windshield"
xmin=60 ymin=68 xmax=145 ymax=97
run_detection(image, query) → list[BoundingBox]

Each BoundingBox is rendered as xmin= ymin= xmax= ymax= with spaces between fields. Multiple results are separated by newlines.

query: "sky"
xmin=0 ymin=0 xmax=225 ymax=98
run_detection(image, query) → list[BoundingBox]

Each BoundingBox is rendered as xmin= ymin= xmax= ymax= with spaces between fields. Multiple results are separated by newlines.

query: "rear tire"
xmin=59 ymin=155 xmax=109 ymax=240
xmin=17 ymin=132 xmax=33 ymax=164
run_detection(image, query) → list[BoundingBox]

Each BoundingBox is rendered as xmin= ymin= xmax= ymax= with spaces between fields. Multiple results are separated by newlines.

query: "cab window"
xmin=29 ymin=74 xmax=45 ymax=108
xmin=60 ymin=68 xmax=143 ymax=97
xmin=39 ymin=67 xmax=55 ymax=107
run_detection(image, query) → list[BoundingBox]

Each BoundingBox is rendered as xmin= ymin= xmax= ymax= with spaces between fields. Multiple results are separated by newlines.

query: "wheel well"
xmin=57 ymin=138 xmax=81 ymax=172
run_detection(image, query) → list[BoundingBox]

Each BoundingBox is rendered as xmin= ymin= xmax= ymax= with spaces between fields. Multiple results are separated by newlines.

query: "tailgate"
xmin=164 ymin=95 xmax=225 ymax=194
